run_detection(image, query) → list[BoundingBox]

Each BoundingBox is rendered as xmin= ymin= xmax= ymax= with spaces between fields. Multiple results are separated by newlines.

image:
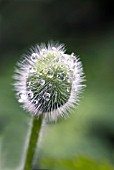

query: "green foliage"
xmin=40 ymin=156 xmax=114 ymax=170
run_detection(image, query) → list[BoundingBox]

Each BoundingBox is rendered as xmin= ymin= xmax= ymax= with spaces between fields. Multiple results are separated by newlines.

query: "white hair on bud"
xmin=14 ymin=42 xmax=85 ymax=122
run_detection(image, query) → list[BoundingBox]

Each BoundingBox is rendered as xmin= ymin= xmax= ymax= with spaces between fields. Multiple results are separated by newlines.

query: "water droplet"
xmin=27 ymin=81 xmax=31 ymax=87
xmin=31 ymin=53 xmax=38 ymax=61
xmin=67 ymin=78 xmax=71 ymax=83
xmin=60 ymin=51 xmax=64 ymax=55
xmin=27 ymin=91 xmax=33 ymax=99
xmin=18 ymin=92 xmax=22 ymax=98
xmin=42 ymin=49 xmax=46 ymax=55
xmin=53 ymin=57 xmax=59 ymax=62
xmin=47 ymin=69 xmax=54 ymax=78
xmin=33 ymin=100 xmax=38 ymax=105
xmin=60 ymin=56 xmax=65 ymax=62
xmin=18 ymin=99 xmax=24 ymax=103
xmin=39 ymin=79 xmax=45 ymax=86
xmin=43 ymin=92 xmax=50 ymax=101
xmin=57 ymin=72 xmax=65 ymax=81
xmin=71 ymin=52 xmax=74 ymax=56
xmin=35 ymin=71 xmax=41 ymax=77
xmin=37 ymin=72 xmax=42 ymax=76
xmin=37 ymin=72 xmax=40 ymax=76
xmin=52 ymin=47 xmax=56 ymax=50
xmin=42 ymin=49 xmax=46 ymax=52
xmin=54 ymin=91 xmax=57 ymax=96
xmin=18 ymin=92 xmax=27 ymax=102
xmin=40 ymin=49 xmax=46 ymax=55
xmin=54 ymin=91 xmax=58 ymax=102
xmin=49 ymin=83 xmax=52 ymax=87
xmin=67 ymin=87 xmax=70 ymax=92
xmin=29 ymin=67 xmax=36 ymax=73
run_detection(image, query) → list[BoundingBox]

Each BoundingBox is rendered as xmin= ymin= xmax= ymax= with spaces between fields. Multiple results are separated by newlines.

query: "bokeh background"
xmin=0 ymin=0 xmax=114 ymax=169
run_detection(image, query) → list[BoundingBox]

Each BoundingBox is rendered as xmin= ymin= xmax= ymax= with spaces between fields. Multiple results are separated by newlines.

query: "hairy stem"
xmin=23 ymin=117 xmax=43 ymax=170
xmin=32 ymin=118 xmax=46 ymax=169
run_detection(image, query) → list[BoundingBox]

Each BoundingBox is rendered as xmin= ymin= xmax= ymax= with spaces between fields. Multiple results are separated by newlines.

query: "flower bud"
xmin=14 ymin=42 xmax=85 ymax=122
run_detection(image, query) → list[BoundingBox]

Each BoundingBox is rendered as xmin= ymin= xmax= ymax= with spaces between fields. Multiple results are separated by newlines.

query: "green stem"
xmin=23 ymin=117 xmax=42 ymax=170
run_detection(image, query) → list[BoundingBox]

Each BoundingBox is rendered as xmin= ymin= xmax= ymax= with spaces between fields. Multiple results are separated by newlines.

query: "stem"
xmin=32 ymin=118 xmax=46 ymax=169
xmin=23 ymin=117 xmax=42 ymax=170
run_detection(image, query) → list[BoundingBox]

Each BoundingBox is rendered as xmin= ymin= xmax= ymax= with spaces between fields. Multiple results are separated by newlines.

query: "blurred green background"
xmin=0 ymin=0 xmax=114 ymax=169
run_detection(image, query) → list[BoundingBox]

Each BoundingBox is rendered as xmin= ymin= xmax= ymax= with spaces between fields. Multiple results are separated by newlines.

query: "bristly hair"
xmin=13 ymin=42 xmax=85 ymax=122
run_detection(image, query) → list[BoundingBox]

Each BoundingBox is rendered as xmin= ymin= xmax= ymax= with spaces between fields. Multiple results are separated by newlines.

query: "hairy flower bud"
xmin=14 ymin=42 xmax=85 ymax=121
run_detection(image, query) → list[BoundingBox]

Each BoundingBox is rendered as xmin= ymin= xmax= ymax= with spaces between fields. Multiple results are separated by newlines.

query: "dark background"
xmin=0 ymin=0 xmax=114 ymax=169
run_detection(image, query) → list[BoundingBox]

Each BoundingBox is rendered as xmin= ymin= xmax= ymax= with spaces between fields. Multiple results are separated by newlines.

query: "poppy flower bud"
xmin=14 ymin=42 xmax=85 ymax=122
